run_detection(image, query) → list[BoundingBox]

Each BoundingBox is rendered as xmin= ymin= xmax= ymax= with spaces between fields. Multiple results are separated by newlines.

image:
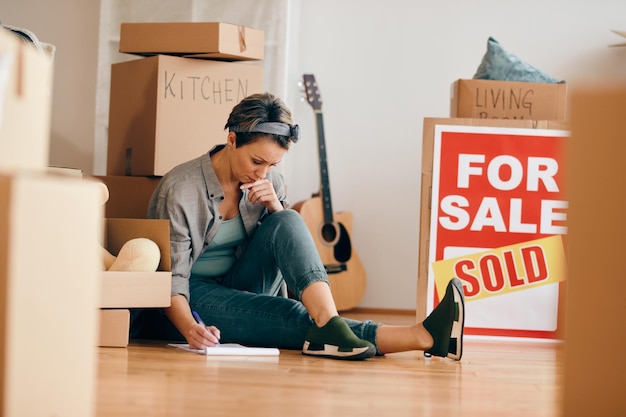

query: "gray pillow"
xmin=474 ymin=37 xmax=564 ymax=84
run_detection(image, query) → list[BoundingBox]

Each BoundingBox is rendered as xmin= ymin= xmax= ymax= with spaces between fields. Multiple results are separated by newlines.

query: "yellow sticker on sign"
xmin=432 ymin=235 xmax=566 ymax=303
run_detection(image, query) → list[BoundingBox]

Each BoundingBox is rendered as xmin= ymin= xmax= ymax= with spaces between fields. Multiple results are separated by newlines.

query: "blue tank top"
xmin=191 ymin=214 xmax=246 ymax=277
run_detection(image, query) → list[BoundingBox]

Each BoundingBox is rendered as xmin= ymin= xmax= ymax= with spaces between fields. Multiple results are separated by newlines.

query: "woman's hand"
xmin=165 ymin=295 xmax=221 ymax=349
xmin=240 ymin=179 xmax=283 ymax=213
xmin=187 ymin=323 xmax=221 ymax=350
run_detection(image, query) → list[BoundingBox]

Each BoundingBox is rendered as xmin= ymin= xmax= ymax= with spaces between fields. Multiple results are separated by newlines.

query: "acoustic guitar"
xmin=292 ymin=74 xmax=367 ymax=311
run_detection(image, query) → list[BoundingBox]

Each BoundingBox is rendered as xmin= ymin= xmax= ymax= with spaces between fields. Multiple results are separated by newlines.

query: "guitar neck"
xmin=314 ymin=110 xmax=334 ymax=224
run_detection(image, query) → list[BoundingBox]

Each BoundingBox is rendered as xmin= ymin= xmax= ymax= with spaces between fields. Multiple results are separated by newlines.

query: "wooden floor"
xmin=95 ymin=311 xmax=563 ymax=417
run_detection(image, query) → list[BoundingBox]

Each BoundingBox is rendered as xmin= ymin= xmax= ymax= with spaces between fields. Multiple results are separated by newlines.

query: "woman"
xmin=135 ymin=92 xmax=465 ymax=360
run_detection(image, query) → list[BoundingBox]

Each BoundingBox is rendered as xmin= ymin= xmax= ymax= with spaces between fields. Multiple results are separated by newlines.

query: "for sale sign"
xmin=427 ymin=124 xmax=569 ymax=339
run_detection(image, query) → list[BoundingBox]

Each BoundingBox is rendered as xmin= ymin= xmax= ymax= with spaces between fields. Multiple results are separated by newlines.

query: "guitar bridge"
xmin=324 ymin=264 xmax=347 ymax=274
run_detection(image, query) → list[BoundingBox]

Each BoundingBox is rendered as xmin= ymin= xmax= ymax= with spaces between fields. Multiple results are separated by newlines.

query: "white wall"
xmin=5 ymin=0 xmax=626 ymax=310
xmin=282 ymin=0 xmax=626 ymax=310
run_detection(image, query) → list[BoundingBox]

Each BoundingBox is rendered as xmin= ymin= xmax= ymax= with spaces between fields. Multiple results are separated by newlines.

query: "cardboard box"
xmin=417 ymin=118 xmax=569 ymax=325
xmin=0 ymin=172 xmax=102 ymax=417
xmin=107 ymin=55 xmax=263 ymax=176
xmin=101 ymin=218 xmax=171 ymax=308
xmin=119 ymin=22 xmax=264 ymax=61
xmin=562 ymin=85 xmax=626 ymax=416
xmin=450 ymin=79 xmax=568 ymax=120
xmin=0 ymin=27 xmax=54 ymax=171
xmin=99 ymin=309 xmax=130 ymax=347
xmin=93 ymin=175 xmax=161 ymax=218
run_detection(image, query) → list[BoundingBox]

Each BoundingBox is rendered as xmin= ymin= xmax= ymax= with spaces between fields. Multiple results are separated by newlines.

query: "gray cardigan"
xmin=147 ymin=145 xmax=288 ymax=300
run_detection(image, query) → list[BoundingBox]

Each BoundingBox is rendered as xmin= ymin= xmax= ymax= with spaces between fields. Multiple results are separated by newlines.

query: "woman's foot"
xmin=423 ymin=278 xmax=465 ymax=360
xmin=303 ymin=316 xmax=376 ymax=360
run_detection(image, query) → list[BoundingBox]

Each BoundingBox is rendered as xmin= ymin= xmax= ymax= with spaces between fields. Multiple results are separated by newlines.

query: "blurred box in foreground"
xmin=0 ymin=172 xmax=102 ymax=417
xmin=562 ymin=84 xmax=626 ymax=417
xmin=0 ymin=27 xmax=54 ymax=171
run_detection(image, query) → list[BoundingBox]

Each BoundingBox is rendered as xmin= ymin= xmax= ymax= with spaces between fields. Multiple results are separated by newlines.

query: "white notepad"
xmin=168 ymin=343 xmax=280 ymax=356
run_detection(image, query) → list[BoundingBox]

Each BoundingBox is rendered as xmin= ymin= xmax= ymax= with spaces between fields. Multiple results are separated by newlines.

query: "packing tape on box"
xmin=0 ymin=52 xmax=13 ymax=131
xmin=16 ymin=45 xmax=23 ymax=96
xmin=238 ymin=25 xmax=247 ymax=52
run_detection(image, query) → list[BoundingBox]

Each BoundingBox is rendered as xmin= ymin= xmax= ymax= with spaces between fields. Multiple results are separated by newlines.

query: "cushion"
xmin=474 ymin=37 xmax=564 ymax=84
xmin=108 ymin=238 xmax=161 ymax=272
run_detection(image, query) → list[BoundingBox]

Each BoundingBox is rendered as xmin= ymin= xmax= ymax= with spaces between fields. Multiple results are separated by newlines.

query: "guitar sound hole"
xmin=321 ymin=223 xmax=337 ymax=243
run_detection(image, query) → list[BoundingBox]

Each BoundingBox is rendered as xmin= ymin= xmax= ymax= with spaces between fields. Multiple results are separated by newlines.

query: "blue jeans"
xmin=131 ymin=210 xmax=380 ymax=351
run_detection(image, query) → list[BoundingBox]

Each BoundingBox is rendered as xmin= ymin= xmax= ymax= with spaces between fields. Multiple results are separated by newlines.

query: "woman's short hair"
xmin=225 ymin=92 xmax=299 ymax=149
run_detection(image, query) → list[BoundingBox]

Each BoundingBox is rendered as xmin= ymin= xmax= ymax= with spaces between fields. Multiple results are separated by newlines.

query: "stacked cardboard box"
xmin=97 ymin=22 xmax=265 ymax=346
xmin=450 ymin=78 xmax=568 ymax=120
xmin=100 ymin=22 xmax=265 ymax=218
xmin=0 ymin=27 xmax=101 ymax=417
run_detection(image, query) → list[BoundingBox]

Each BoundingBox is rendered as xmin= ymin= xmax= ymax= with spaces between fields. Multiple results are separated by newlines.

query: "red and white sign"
xmin=428 ymin=124 xmax=569 ymax=339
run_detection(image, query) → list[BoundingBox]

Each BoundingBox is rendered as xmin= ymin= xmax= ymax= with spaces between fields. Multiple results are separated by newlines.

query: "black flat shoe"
xmin=302 ymin=316 xmax=376 ymax=360
xmin=423 ymin=278 xmax=465 ymax=360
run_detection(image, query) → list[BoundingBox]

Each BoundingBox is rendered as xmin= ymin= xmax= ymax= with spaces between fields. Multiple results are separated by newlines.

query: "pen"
xmin=192 ymin=311 xmax=220 ymax=346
